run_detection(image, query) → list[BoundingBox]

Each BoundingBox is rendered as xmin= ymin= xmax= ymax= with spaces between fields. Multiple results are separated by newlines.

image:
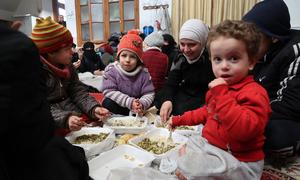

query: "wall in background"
xmin=139 ymin=0 xmax=172 ymax=31
xmin=284 ymin=0 xmax=300 ymax=30
xmin=64 ymin=0 xmax=77 ymax=44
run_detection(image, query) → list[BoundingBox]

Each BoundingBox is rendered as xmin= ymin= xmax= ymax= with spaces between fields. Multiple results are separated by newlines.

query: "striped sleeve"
xmin=139 ymin=92 xmax=155 ymax=110
xmin=103 ymin=89 xmax=134 ymax=109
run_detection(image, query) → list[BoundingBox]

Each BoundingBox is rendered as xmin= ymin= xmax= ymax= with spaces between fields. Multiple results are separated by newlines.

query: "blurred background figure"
xmin=95 ymin=42 xmax=115 ymax=66
xmin=71 ymin=43 xmax=82 ymax=69
xmin=58 ymin=15 xmax=66 ymax=27
xmin=142 ymin=31 xmax=168 ymax=93
xmin=79 ymin=41 xmax=106 ymax=75
xmin=161 ymin=34 xmax=179 ymax=76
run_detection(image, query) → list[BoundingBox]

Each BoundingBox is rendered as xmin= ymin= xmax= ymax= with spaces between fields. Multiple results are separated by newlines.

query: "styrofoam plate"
xmin=88 ymin=144 xmax=155 ymax=180
xmin=65 ymin=127 xmax=115 ymax=158
xmin=174 ymin=125 xmax=200 ymax=136
xmin=128 ymin=128 xmax=188 ymax=160
xmin=104 ymin=116 xmax=148 ymax=134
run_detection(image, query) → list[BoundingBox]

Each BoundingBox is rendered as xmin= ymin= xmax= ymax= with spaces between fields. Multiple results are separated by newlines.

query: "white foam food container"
xmin=88 ymin=144 xmax=155 ymax=180
xmin=65 ymin=127 xmax=115 ymax=158
xmin=103 ymin=116 xmax=148 ymax=134
xmin=128 ymin=128 xmax=188 ymax=160
xmin=174 ymin=125 xmax=200 ymax=136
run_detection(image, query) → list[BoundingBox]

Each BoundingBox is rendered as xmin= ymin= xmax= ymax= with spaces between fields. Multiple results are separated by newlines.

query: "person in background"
xmin=169 ymin=20 xmax=271 ymax=180
xmin=142 ymin=31 xmax=169 ymax=93
xmin=0 ymin=17 xmax=91 ymax=180
xmin=58 ymin=15 xmax=66 ymax=27
xmin=79 ymin=41 xmax=106 ymax=75
xmin=162 ymin=33 xmax=179 ymax=75
xmin=156 ymin=19 xmax=215 ymax=122
xmin=31 ymin=17 xmax=110 ymax=132
xmin=102 ymin=30 xmax=155 ymax=116
xmin=243 ymin=0 xmax=300 ymax=167
xmin=96 ymin=43 xmax=115 ymax=66
xmin=71 ymin=43 xmax=82 ymax=69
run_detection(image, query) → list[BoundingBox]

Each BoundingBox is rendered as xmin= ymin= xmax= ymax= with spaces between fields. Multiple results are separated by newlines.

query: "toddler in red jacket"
xmin=167 ymin=20 xmax=272 ymax=180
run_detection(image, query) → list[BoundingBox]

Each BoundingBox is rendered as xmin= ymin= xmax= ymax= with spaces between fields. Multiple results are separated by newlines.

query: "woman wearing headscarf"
xmin=156 ymin=19 xmax=215 ymax=122
xmin=79 ymin=41 xmax=106 ymax=75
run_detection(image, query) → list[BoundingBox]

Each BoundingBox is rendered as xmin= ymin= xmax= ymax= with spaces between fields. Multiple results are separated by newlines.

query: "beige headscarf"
xmin=179 ymin=19 xmax=209 ymax=63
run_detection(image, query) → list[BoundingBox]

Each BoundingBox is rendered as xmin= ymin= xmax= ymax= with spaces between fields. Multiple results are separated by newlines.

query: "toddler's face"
xmin=209 ymin=36 xmax=255 ymax=85
xmin=48 ymin=45 xmax=73 ymax=66
xmin=119 ymin=50 xmax=138 ymax=72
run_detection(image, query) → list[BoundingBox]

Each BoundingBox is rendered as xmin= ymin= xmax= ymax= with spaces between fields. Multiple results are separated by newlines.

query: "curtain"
xmin=172 ymin=0 xmax=212 ymax=42
xmin=171 ymin=0 xmax=259 ymax=42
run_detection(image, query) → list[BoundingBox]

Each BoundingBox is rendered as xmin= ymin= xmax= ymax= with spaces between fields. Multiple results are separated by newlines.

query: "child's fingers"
xmin=175 ymin=169 xmax=187 ymax=180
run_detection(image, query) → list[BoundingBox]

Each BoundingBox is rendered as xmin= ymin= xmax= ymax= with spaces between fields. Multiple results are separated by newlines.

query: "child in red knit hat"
xmin=102 ymin=30 xmax=155 ymax=116
xmin=31 ymin=17 xmax=111 ymax=133
xmin=166 ymin=20 xmax=271 ymax=180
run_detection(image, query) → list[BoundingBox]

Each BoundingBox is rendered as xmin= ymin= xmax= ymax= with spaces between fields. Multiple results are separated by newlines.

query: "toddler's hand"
xmin=68 ymin=115 xmax=85 ymax=131
xmin=132 ymin=99 xmax=143 ymax=115
xmin=94 ymin=107 xmax=111 ymax=121
xmin=208 ymin=78 xmax=227 ymax=89
xmin=175 ymin=170 xmax=187 ymax=180
xmin=73 ymin=60 xmax=81 ymax=69
xmin=166 ymin=116 xmax=175 ymax=130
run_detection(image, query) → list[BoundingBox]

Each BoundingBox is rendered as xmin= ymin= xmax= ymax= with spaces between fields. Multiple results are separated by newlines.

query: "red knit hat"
xmin=117 ymin=30 xmax=143 ymax=62
xmin=102 ymin=44 xmax=114 ymax=55
xmin=31 ymin=17 xmax=73 ymax=54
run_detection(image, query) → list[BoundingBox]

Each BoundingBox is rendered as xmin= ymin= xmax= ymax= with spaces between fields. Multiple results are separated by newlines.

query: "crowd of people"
xmin=1 ymin=0 xmax=299 ymax=179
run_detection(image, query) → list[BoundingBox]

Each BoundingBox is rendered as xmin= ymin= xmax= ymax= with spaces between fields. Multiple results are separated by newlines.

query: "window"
xmin=75 ymin=0 xmax=139 ymax=46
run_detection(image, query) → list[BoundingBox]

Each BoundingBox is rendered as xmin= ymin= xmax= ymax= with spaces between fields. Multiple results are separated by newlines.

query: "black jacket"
xmin=254 ymin=30 xmax=300 ymax=122
xmin=42 ymin=62 xmax=100 ymax=128
xmin=158 ymin=50 xmax=215 ymax=115
xmin=79 ymin=54 xmax=105 ymax=74
xmin=0 ymin=23 xmax=91 ymax=180
xmin=0 ymin=22 xmax=54 ymax=179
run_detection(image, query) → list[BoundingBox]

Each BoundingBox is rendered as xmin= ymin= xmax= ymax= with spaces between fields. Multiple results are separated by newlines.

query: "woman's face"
xmin=179 ymin=38 xmax=203 ymax=60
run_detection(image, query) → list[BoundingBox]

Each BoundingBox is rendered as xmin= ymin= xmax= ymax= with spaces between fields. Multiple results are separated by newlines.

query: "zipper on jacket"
xmin=59 ymin=79 xmax=63 ymax=97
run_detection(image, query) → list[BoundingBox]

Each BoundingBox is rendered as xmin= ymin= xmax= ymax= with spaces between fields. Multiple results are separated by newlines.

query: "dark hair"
xmin=207 ymin=20 xmax=261 ymax=61
xmin=162 ymin=34 xmax=177 ymax=47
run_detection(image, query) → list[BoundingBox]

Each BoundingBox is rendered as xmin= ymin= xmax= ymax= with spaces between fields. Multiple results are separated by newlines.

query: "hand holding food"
xmin=208 ymin=78 xmax=227 ymax=89
xmin=160 ymin=101 xmax=173 ymax=123
xmin=94 ymin=107 xmax=111 ymax=121
xmin=68 ymin=115 xmax=85 ymax=131
xmin=132 ymin=99 xmax=143 ymax=115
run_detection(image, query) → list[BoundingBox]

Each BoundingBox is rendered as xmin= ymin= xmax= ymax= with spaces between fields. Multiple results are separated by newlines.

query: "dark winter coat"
xmin=42 ymin=62 xmax=100 ymax=128
xmin=157 ymin=50 xmax=215 ymax=115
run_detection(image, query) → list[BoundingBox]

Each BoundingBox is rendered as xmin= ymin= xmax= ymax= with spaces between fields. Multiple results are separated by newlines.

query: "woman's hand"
xmin=68 ymin=115 xmax=85 ymax=131
xmin=94 ymin=70 xmax=104 ymax=76
xmin=160 ymin=101 xmax=173 ymax=123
